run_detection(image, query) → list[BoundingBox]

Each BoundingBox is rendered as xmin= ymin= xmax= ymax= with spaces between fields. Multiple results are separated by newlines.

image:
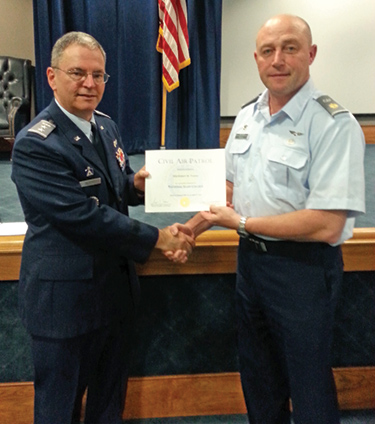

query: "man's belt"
xmin=241 ymin=233 xmax=330 ymax=257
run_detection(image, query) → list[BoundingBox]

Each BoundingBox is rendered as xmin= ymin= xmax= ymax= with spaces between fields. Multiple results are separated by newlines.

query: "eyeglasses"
xmin=53 ymin=67 xmax=110 ymax=84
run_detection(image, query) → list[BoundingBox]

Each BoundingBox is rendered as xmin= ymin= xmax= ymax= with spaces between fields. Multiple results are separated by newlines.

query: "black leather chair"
xmin=0 ymin=56 xmax=33 ymax=156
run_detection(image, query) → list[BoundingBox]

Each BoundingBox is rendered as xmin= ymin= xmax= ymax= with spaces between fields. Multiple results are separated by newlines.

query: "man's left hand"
xmin=134 ymin=165 xmax=149 ymax=193
xmin=201 ymin=205 xmax=240 ymax=230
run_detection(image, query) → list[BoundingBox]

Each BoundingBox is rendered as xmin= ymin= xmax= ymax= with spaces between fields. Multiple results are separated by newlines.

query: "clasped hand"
xmin=135 ymin=168 xmax=238 ymax=263
xmin=160 ymin=204 xmax=239 ymax=264
xmin=156 ymin=224 xmax=195 ymax=264
xmin=200 ymin=203 xmax=239 ymax=229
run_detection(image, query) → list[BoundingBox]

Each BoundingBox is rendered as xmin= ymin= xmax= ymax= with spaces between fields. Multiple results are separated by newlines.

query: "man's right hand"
xmin=155 ymin=225 xmax=195 ymax=263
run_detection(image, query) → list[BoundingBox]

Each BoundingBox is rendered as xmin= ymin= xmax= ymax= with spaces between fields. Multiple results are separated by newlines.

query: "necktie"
xmin=91 ymin=122 xmax=108 ymax=170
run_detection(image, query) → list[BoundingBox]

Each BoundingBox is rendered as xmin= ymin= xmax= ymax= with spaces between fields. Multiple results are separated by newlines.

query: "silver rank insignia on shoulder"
xmin=94 ymin=110 xmax=111 ymax=119
xmin=113 ymin=139 xmax=118 ymax=148
xmin=28 ymin=120 xmax=56 ymax=138
xmin=316 ymin=95 xmax=348 ymax=116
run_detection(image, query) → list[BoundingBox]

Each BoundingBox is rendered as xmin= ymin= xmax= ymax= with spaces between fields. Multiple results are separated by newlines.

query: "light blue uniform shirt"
xmin=55 ymin=99 xmax=97 ymax=142
xmin=225 ymin=79 xmax=366 ymax=245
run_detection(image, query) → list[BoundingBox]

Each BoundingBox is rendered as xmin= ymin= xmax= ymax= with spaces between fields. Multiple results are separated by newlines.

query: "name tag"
xmin=235 ymin=133 xmax=249 ymax=140
xmin=79 ymin=177 xmax=101 ymax=188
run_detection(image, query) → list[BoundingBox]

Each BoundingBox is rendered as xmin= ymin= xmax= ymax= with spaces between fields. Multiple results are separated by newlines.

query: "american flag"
xmin=156 ymin=0 xmax=190 ymax=92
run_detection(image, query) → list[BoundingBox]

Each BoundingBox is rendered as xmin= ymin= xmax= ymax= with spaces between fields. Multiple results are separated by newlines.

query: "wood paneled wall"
xmin=1 ymin=228 xmax=374 ymax=282
xmin=1 ymin=368 xmax=375 ymax=423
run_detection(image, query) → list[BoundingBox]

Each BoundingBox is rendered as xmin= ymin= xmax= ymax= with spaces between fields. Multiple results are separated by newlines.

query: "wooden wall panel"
xmin=362 ymin=125 xmax=375 ymax=144
xmin=1 ymin=368 xmax=374 ymax=424
xmin=1 ymin=229 xmax=374 ymax=281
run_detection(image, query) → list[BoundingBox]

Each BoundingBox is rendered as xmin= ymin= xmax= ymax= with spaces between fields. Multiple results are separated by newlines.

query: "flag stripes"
xmin=157 ymin=0 xmax=190 ymax=92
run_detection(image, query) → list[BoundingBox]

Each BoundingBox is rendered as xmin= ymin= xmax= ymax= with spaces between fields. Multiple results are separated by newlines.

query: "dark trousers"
xmin=31 ymin=319 xmax=132 ymax=424
xmin=236 ymin=238 xmax=343 ymax=424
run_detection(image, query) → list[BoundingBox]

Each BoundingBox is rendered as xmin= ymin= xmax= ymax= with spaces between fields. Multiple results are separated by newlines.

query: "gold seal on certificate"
xmin=145 ymin=149 xmax=226 ymax=213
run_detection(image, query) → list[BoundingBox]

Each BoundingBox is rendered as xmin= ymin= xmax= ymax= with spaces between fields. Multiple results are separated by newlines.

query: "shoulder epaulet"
xmin=27 ymin=119 xmax=56 ymax=139
xmin=315 ymin=95 xmax=348 ymax=116
xmin=94 ymin=110 xmax=111 ymax=119
xmin=241 ymin=94 xmax=261 ymax=109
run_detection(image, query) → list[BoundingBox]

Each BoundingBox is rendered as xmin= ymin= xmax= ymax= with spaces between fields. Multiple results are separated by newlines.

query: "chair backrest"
xmin=0 ymin=56 xmax=33 ymax=137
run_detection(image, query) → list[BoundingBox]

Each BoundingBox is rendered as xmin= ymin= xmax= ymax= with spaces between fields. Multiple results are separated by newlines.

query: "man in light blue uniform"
xmin=182 ymin=14 xmax=365 ymax=424
xmin=227 ymin=76 xmax=364 ymax=245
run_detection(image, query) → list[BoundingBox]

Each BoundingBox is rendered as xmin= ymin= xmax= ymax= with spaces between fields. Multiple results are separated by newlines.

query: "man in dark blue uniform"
xmin=11 ymin=31 xmax=194 ymax=424
xmin=179 ymin=14 xmax=365 ymax=424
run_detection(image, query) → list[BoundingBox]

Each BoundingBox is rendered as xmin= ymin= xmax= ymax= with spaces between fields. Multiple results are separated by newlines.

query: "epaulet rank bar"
xmin=241 ymin=94 xmax=261 ymax=109
xmin=28 ymin=120 xmax=56 ymax=138
xmin=316 ymin=95 xmax=348 ymax=116
xmin=94 ymin=110 xmax=111 ymax=119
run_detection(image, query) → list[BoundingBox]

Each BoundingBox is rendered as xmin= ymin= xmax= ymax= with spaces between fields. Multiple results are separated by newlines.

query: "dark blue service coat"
xmin=11 ymin=100 xmax=159 ymax=339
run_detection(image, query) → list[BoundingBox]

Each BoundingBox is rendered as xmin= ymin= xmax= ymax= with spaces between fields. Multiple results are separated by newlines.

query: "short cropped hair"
xmin=50 ymin=31 xmax=106 ymax=67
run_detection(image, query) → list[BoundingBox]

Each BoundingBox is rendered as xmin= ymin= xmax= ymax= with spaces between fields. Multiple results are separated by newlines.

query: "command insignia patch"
xmin=28 ymin=120 xmax=56 ymax=138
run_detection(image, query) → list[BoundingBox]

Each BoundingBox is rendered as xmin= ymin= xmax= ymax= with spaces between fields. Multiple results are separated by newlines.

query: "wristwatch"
xmin=237 ymin=216 xmax=249 ymax=238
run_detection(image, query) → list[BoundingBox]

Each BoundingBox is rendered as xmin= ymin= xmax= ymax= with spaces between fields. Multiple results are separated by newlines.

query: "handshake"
xmin=155 ymin=223 xmax=196 ymax=264
xmin=134 ymin=168 xmax=231 ymax=264
xmin=152 ymin=204 xmax=239 ymax=263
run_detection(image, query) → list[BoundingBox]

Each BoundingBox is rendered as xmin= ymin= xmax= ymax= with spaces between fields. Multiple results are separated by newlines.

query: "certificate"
xmin=145 ymin=149 xmax=226 ymax=213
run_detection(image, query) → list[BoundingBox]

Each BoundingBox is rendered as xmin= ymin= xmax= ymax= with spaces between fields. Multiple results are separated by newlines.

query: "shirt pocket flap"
xmin=229 ymin=138 xmax=252 ymax=154
xmin=267 ymin=147 xmax=308 ymax=170
xmin=39 ymin=254 xmax=93 ymax=281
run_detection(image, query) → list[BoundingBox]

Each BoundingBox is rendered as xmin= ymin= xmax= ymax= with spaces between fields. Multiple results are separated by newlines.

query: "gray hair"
xmin=51 ymin=31 xmax=106 ymax=67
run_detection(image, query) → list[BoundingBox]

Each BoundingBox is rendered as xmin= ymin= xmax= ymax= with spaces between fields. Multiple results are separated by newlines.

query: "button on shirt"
xmin=225 ymin=78 xmax=366 ymax=245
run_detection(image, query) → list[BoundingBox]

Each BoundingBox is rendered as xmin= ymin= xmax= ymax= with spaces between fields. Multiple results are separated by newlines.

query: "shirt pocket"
xmin=229 ymin=138 xmax=252 ymax=155
xmin=228 ymin=138 xmax=253 ymax=186
xmin=266 ymin=146 xmax=309 ymax=205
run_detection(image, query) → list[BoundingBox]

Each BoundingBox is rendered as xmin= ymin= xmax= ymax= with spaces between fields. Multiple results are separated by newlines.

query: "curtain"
xmin=32 ymin=0 xmax=222 ymax=153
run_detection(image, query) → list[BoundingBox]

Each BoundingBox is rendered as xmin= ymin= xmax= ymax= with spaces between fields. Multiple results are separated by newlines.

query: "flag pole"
xmin=161 ymin=84 xmax=167 ymax=150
